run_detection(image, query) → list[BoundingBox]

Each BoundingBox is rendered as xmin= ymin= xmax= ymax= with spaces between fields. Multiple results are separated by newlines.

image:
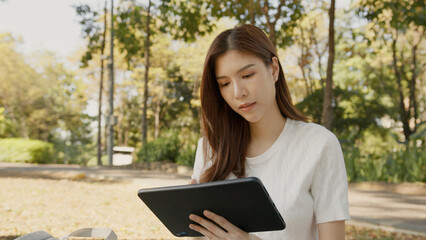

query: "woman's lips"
xmin=239 ymin=102 xmax=256 ymax=112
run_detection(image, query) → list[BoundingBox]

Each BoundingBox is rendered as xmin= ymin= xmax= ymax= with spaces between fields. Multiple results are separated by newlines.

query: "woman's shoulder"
xmin=287 ymin=118 xmax=339 ymax=144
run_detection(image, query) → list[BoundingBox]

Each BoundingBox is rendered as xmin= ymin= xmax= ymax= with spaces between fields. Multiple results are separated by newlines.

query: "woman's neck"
xmin=247 ymin=104 xmax=286 ymax=157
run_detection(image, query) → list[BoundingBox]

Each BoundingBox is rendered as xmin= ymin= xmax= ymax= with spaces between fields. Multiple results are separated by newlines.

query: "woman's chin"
xmin=242 ymin=115 xmax=261 ymax=123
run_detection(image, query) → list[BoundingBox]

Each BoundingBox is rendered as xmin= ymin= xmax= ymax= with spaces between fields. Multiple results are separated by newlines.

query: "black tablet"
xmin=137 ymin=177 xmax=285 ymax=237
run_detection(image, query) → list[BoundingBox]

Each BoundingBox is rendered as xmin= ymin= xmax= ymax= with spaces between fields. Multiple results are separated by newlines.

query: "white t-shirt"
xmin=191 ymin=118 xmax=350 ymax=240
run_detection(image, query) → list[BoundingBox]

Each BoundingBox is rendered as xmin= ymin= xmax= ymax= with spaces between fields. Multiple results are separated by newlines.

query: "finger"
xmin=189 ymin=178 xmax=198 ymax=184
xmin=203 ymin=210 xmax=238 ymax=233
xmin=189 ymin=214 xmax=228 ymax=238
xmin=189 ymin=223 xmax=218 ymax=240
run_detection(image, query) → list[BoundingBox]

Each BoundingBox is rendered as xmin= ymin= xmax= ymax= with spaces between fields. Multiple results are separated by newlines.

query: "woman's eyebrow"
xmin=216 ymin=63 xmax=255 ymax=80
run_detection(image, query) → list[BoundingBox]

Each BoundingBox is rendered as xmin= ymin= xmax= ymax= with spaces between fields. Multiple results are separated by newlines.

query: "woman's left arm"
xmin=318 ymin=220 xmax=345 ymax=240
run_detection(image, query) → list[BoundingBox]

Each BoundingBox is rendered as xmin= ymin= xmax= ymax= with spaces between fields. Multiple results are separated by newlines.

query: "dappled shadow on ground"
xmin=349 ymin=190 xmax=426 ymax=234
xmin=345 ymin=225 xmax=426 ymax=240
xmin=0 ymin=163 xmax=192 ymax=182
xmin=350 ymin=216 xmax=426 ymax=235
xmin=354 ymin=189 xmax=426 ymax=205
xmin=0 ymin=235 xmax=21 ymax=240
xmin=0 ymin=162 xmax=192 ymax=186
xmin=0 ymin=170 xmax=124 ymax=184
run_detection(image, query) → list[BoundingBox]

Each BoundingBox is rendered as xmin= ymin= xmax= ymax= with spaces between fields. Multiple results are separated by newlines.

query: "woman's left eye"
xmin=242 ymin=73 xmax=254 ymax=79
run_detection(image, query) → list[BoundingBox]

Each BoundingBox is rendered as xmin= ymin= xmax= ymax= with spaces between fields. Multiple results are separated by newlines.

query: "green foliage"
xmin=51 ymin=114 xmax=96 ymax=166
xmin=74 ymin=3 xmax=105 ymax=67
xmin=356 ymin=0 xmax=425 ymax=142
xmin=86 ymin=154 xmax=109 ymax=167
xmin=0 ymin=34 xmax=94 ymax=166
xmin=112 ymin=0 xmax=215 ymax=67
xmin=358 ymin=0 xmax=425 ymax=29
xmin=0 ymin=107 xmax=17 ymax=138
xmin=207 ymin=0 xmax=304 ymax=47
xmin=176 ymin=144 xmax=197 ymax=166
xmin=137 ymin=130 xmax=180 ymax=163
xmin=159 ymin=0 xmax=214 ymax=42
xmin=0 ymin=138 xmax=54 ymax=164
xmin=137 ymin=130 xmax=198 ymax=166
xmin=296 ymin=87 xmax=387 ymax=133
xmin=343 ymin=128 xmax=425 ymax=183
xmin=114 ymin=1 xmax=147 ymax=66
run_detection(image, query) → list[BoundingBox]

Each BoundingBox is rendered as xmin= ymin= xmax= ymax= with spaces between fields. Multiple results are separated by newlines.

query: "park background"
xmin=0 ymin=0 xmax=425 ymax=182
xmin=0 ymin=0 xmax=425 ymax=239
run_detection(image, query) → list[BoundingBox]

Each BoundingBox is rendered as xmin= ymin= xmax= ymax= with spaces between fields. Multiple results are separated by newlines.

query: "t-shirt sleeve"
xmin=311 ymin=131 xmax=350 ymax=224
xmin=191 ymin=138 xmax=205 ymax=183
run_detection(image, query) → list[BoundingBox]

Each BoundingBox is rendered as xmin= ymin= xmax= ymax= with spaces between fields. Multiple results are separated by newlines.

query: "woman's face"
xmin=215 ymin=50 xmax=280 ymax=123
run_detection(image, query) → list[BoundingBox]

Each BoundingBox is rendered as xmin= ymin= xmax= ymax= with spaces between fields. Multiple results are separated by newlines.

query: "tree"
xmin=321 ymin=0 xmax=336 ymax=129
xmin=74 ymin=2 xmax=108 ymax=165
xmin=142 ymin=0 xmax=152 ymax=145
xmin=0 ymin=34 xmax=93 ymax=164
xmin=98 ymin=2 xmax=107 ymax=165
xmin=294 ymin=5 xmax=391 ymax=137
xmin=292 ymin=4 xmax=329 ymax=101
xmin=208 ymin=0 xmax=304 ymax=47
xmin=0 ymin=34 xmax=39 ymax=138
xmin=113 ymin=0 xmax=214 ymax=144
xmin=358 ymin=0 xmax=425 ymax=142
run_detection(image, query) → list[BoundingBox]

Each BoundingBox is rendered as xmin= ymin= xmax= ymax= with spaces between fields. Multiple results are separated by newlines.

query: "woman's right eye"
xmin=242 ymin=73 xmax=254 ymax=79
xmin=220 ymin=82 xmax=230 ymax=87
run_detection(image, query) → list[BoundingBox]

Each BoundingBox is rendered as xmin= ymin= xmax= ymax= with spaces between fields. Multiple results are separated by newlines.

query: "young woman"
xmin=189 ymin=24 xmax=350 ymax=240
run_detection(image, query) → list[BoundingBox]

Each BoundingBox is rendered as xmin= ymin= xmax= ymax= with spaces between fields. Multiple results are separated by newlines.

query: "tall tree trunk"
xmin=107 ymin=0 xmax=115 ymax=166
xmin=322 ymin=0 xmax=335 ymax=130
xmin=392 ymin=30 xmax=422 ymax=143
xmin=117 ymin=111 xmax=123 ymax=145
xmin=298 ymin=29 xmax=311 ymax=95
xmin=104 ymin=111 xmax=108 ymax=153
xmin=124 ymin=125 xmax=129 ymax=146
xmin=141 ymin=0 xmax=151 ymax=145
xmin=154 ymin=76 xmax=162 ymax=139
xmin=299 ymin=64 xmax=310 ymax=95
xmin=249 ymin=0 xmax=255 ymax=24
xmin=392 ymin=37 xmax=411 ymax=142
xmin=409 ymin=33 xmax=422 ymax=133
xmin=262 ymin=1 xmax=276 ymax=47
xmin=97 ymin=1 xmax=108 ymax=166
xmin=19 ymin=111 xmax=28 ymax=138
xmin=6 ymin=106 xmax=19 ymax=137
xmin=309 ymin=20 xmax=327 ymax=89
xmin=154 ymin=98 xmax=160 ymax=139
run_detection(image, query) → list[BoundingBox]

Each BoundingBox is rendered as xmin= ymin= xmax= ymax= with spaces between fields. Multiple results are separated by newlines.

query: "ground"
xmin=0 ymin=176 xmax=424 ymax=240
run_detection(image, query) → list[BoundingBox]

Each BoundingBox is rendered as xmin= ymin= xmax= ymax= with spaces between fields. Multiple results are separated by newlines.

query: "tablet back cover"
xmin=137 ymin=177 xmax=285 ymax=237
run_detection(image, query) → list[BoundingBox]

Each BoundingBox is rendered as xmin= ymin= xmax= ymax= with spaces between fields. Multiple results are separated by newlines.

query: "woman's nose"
xmin=233 ymin=82 xmax=247 ymax=99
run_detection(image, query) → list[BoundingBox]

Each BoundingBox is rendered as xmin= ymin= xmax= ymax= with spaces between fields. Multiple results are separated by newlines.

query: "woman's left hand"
xmin=189 ymin=210 xmax=261 ymax=240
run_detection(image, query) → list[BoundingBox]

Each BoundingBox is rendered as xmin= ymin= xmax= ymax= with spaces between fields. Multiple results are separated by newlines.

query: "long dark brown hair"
xmin=200 ymin=24 xmax=307 ymax=183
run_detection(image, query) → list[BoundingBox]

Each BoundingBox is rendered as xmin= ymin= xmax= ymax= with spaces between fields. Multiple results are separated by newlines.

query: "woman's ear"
xmin=271 ymin=57 xmax=280 ymax=81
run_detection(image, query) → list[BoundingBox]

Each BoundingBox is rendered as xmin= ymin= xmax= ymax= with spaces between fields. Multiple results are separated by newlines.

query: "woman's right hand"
xmin=190 ymin=178 xmax=198 ymax=184
xmin=189 ymin=210 xmax=262 ymax=240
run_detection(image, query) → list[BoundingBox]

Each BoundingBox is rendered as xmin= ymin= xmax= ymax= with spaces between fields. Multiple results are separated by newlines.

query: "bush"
xmin=51 ymin=137 xmax=95 ymax=166
xmin=0 ymin=138 xmax=54 ymax=164
xmin=137 ymin=131 xmax=181 ymax=163
xmin=86 ymin=154 xmax=109 ymax=167
xmin=137 ymin=130 xmax=198 ymax=166
xmin=176 ymin=142 xmax=197 ymax=166
xmin=343 ymin=133 xmax=425 ymax=183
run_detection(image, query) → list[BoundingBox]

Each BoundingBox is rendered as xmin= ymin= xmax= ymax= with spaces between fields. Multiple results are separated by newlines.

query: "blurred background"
xmin=0 ymin=0 xmax=424 ymax=183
